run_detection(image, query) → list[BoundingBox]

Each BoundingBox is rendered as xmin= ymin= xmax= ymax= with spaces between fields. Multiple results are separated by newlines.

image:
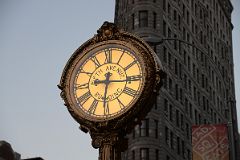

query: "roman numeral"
xmin=74 ymin=83 xmax=89 ymax=90
xmin=104 ymin=101 xmax=109 ymax=115
xmin=123 ymin=87 xmax=138 ymax=97
xmin=126 ymin=75 xmax=142 ymax=82
xmin=91 ymin=56 xmax=101 ymax=67
xmin=79 ymin=69 xmax=92 ymax=76
xmin=88 ymin=99 xmax=98 ymax=114
xmin=117 ymin=51 xmax=125 ymax=64
xmin=117 ymin=98 xmax=125 ymax=109
xmin=124 ymin=60 xmax=137 ymax=71
xmin=105 ymin=49 xmax=112 ymax=63
xmin=78 ymin=91 xmax=91 ymax=104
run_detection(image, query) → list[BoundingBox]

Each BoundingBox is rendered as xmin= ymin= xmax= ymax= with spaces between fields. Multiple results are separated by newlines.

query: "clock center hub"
xmin=89 ymin=63 xmax=127 ymax=102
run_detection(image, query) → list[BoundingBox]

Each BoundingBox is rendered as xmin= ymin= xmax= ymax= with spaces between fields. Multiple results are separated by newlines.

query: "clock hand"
xmin=94 ymin=76 xmax=142 ymax=85
xmin=93 ymin=72 xmax=113 ymax=85
xmin=102 ymin=72 xmax=112 ymax=113
xmin=94 ymin=79 xmax=107 ymax=85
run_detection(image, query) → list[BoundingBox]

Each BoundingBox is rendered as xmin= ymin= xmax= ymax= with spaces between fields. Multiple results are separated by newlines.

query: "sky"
xmin=0 ymin=0 xmax=239 ymax=160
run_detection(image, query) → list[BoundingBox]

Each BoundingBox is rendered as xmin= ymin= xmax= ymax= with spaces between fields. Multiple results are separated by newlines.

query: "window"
xmin=180 ymin=88 xmax=183 ymax=103
xmin=184 ymin=74 xmax=187 ymax=88
xmin=183 ymin=4 xmax=186 ymax=18
xmin=164 ymin=99 xmax=168 ymax=118
xmin=177 ymin=137 xmax=180 ymax=154
xmin=187 ymin=56 xmax=191 ymax=71
xmin=192 ymin=63 xmax=196 ymax=77
xmin=164 ymin=74 xmax=168 ymax=89
xmin=176 ymin=110 xmax=180 ymax=127
xmin=139 ymin=11 xmax=148 ymax=27
xmin=140 ymin=119 xmax=149 ymax=136
xmin=154 ymin=97 xmax=158 ymax=110
xmin=197 ymin=69 xmax=200 ymax=83
xmin=175 ymin=59 xmax=178 ymax=75
xmin=154 ymin=120 xmax=159 ymax=138
xmin=132 ymin=14 xmax=135 ymax=29
xmin=133 ymin=125 xmax=139 ymax=138
xmin=169 ymin=104 xmax=173 ymax=121
xmin=132 ymin=150 xmax=135 ymax=160
xmin=200 ymin=31 xmax=203 ymax=44
xmin=182 ymin=140 xmax=185 ymax=158
xmin=169 ymin=78 xmax=172 ymax=91
xmin=174 ymin=10 xmax=177 ymax=21
xmin=181 ymin=114 xmax=184 ymax=130
xmin=168 ymin=28 xmax=171 ymax=38
xmin=187 ymin=149 xmax=191 ymax=160
xmin=184 ymin=50 xmax=187 ymax=64
xmin=192 ymin=19 xmax=195 ymax=32
xmin=174 ymin=35 xmax=177 ymax=50
xmin=155 ymin=149 xmax=159 ymax=160
xmin=186 ymin=123 xmax=190 ymax=139
xmin=168 ymin=52 xmax=172 ymax=67
xmin=175 ymin=84 xmax=179 ymax=100
xmin=194 ymin=86 xmax=197 ymax=100
xmin=201 ymin=74 xmax=205 ymax=88
xmin=185 ymin=98 xmax=189 ymax=114
xmin=163 ymin=20 xmax=167 ymax=37
xmin=178 ymin=14 xmax=181 ymax=29
xmin=132 ymin=125 xmax=136 ymax=138
xmin=197 ymin=91 xmax=200 ymax=105
xmin=170 ymin=131 xmax=174 ymax=149
xmin=163 ymin=46 xmax=167 ymax=62
xmin=190 ymin=103 xmax=193 ymax=118
xmin=179 ymin=63 xmax=182 ymax=78
xmin=168 ymin=3 xmax=171 ymax=16
xmin=195 ymin=109 xmax=198 ymax=124
xmin=140 ymin=148 xmax=149 ymax=160
xmin=188 ymin=80 xmax=192 ymax=95
xmin=165 ymin=126 xmax=169 ymax=146
xmin=153 ymin=12 xmax=157 ymax=28
xmin=183 ymin=27 xmax=186 ymax=40
xmin=163 ymin=0 xmax=166 ymax=11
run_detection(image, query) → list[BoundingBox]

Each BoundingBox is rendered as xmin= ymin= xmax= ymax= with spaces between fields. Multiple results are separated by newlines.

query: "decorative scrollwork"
xmin=91 ymin=21 xmax=122 ymax=44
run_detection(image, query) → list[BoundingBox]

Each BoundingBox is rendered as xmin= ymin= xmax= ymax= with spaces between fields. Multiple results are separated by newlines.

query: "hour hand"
xmin=94 ymin=79 xmax=105 ymax=85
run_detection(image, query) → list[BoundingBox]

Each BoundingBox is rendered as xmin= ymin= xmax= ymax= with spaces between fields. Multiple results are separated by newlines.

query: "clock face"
xmin=70 ymin=45 xmax=145 ymax=120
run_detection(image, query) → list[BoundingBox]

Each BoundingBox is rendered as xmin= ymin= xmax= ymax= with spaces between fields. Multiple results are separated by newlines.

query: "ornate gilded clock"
xmin=58 ymin=22 xmax=164 ymax=160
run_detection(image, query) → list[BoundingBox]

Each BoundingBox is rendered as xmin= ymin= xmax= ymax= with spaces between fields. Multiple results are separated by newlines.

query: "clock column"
xmin=91 ymin=132 xmax=128 ymax=160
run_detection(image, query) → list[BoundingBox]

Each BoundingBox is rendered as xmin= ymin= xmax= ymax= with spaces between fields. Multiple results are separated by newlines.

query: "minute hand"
xmin=108 ymin=76 xmax=142 ymax=83
xmin=94 ymin=76 xmax=142 ymax=85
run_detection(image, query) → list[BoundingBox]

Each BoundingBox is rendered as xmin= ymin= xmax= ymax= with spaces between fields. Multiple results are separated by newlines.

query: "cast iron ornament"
xmin=58 ymin=22 xmax=164 ymax=160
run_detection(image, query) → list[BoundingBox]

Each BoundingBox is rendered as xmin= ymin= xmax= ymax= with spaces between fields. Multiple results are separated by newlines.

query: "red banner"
xmin=192 ymin=124 xmax=229 ymax=160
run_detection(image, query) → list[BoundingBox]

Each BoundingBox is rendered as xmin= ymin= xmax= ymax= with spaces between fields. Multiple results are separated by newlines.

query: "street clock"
xmin=58 ymin=22 xmax=164 ymax=160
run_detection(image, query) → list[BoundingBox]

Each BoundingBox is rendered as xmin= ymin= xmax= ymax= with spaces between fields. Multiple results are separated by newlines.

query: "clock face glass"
xmin=71 ymin=45 xmax=144 ymax=120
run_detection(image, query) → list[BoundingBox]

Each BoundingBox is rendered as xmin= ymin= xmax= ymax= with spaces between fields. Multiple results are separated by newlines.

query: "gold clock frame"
xmin=58 ymin=22 xmax=164 ymax=160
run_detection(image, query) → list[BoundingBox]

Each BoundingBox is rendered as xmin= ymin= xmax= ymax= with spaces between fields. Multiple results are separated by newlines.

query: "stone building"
xmin=114 ymin=0 xmax=240 ymax=159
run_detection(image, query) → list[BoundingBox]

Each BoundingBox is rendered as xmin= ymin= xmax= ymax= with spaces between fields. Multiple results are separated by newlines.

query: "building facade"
xmin=114 ymin=0 xmax=239 ymax=160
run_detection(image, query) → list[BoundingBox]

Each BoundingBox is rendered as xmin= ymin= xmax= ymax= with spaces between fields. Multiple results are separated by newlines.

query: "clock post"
xmin=91 ymin=132 xmax=127 ymax=160
xmin=58 ymin=22 xmax=164 ymax=160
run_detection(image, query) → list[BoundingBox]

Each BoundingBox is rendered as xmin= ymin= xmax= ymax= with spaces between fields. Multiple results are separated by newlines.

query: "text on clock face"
xmin=94 ymin=88 xmax=123 ymax=101
xmin=91 ymin=64 xmax=126 ymax=81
